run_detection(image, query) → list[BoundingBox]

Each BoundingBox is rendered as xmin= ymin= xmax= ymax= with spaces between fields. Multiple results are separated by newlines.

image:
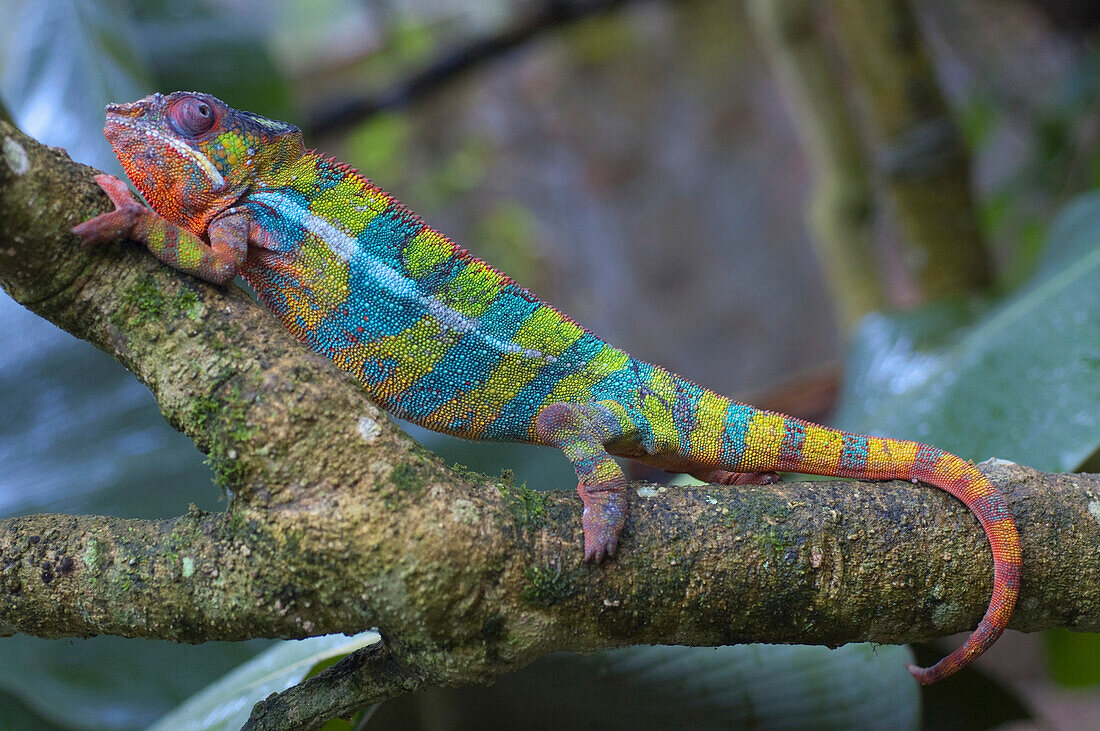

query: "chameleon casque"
xmin=73 ymin=91 xmax=1021 ymax=684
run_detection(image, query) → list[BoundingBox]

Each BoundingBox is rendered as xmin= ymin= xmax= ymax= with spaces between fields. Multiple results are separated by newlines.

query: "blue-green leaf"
xmin=369 ymin=644 xmax=919 ymax=730
xmin=149 ymin=631 xmax=380 ymax=731
xmin=0 ymin=0 xmax=149 ymax=171
xmin=835 ymin=194 xmax=1100 ymax=472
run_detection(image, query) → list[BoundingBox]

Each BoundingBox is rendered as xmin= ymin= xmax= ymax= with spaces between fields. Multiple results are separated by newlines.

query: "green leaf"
xmin=1033 ymin=191 xmax=1100 ymax=281
xmin=594 ymin=644 xmax=920 ymax=729
xmin=1045 ymin=630 xmax=1100 ymax=687
xmin=834 ymin=193 xmax=1100 ymax=472
xmin=0 ymin=636 xmax=271 ymax=729
xmin=0 ymin=686 xmax=70 ymax=731
xmin=149 ymin=631 xmax=380 ymax=731
xmin=346 ymin=112 xmax=411 ymax=184
xmin=369 ymin=644 xmax=919 ymax=730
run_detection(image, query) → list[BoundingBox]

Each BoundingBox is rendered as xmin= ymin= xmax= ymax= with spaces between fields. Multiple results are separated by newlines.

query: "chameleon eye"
xmin=168 ymin=97 xmax=217 ymax=137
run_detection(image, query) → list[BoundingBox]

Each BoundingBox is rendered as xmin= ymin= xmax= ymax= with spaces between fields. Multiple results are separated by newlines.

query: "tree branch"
xmin=3 ymin=122 xmax=1097 ymax=727
xmin=306 ymin=0 xmax=639 ymax=138
xmin=244 ymin=643 xmax=421 ymax=730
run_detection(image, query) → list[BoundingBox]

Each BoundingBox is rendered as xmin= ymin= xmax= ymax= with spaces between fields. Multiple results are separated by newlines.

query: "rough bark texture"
xmin=3 ymin=122 xmax=1098 ymax=728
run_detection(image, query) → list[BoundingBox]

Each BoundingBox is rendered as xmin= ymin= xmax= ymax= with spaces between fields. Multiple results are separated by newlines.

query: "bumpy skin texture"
xmin=73 ymin=92 xmax=1021 ymax=684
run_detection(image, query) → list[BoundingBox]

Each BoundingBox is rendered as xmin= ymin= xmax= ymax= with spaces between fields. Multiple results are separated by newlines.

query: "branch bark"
xmin=3 ymin=122 xmax=1098 ymax=728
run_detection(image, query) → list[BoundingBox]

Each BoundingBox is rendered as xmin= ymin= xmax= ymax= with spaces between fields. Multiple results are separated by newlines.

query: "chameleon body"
xmin=73 ymin=92 xmax=1021 ymax=684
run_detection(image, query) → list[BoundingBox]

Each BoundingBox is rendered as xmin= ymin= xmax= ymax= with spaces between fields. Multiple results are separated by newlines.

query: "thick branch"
xmin=0 ymin=511 xmax=316 ymax=640
xmin=3 ymin=122 xmax=1098 ymax=726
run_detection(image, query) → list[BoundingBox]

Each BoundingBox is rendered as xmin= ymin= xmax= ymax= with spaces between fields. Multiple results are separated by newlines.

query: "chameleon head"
xmin=103 ymin=91 xmax=304 ymax=229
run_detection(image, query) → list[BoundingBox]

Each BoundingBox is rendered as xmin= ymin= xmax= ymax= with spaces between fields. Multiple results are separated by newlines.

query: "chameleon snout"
xmin=104 ymin=95 xmax=159 ymax=118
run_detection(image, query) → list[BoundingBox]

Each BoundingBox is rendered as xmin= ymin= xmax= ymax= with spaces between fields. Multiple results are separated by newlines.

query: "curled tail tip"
xmin=906 ymin=662 xmax=946 ymax=685
xmin=905 ymin=618 xmax=1009 ymax=685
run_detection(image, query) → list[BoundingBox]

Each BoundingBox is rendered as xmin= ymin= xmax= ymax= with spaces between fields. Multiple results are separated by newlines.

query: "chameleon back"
xmin=238 ymin=151 xmax=638 ymax=442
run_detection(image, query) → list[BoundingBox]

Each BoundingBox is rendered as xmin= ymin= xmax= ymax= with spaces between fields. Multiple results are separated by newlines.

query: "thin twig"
xmin=307 ymin=0 xmax=644 ymax=137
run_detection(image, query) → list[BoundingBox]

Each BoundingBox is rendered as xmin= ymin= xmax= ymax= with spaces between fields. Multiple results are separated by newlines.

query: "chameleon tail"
xmin=713 ymin=403 xmax=1021 ymax=684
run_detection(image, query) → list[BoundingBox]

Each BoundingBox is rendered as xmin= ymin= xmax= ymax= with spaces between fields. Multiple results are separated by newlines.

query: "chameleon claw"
xmin=582 ymin=533 xmax=618 ymax=563
xmin=579 ymin=486 xmax=625 ymax=563
xmin=583 ymin=539 xmax=616 ymax=564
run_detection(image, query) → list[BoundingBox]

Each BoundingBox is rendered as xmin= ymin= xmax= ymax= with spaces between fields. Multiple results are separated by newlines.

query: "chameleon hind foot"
xmin=71 ymin=174 xmax=145 ymax=248
xmin=577 ymin=483 xmax=627 ymax=563
xmin=536 ymin=401 xmax=638 ymax=563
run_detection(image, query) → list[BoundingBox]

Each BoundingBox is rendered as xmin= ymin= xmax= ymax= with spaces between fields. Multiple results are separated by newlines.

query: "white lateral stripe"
xmin=248 ymin=191 xmax=546 ymax=359
xmin=114 ymin=117 xmax=225 ymax=188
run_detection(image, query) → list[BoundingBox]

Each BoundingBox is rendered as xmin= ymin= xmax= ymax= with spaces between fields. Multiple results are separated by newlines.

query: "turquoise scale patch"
xmin=838 ymin=434 xmax=869 ymax=471
xmin=244 ymin=192 xmax=311 ymax=253
xmin=397 ymin=290 xmax=543 ymax=420
xmin=357 ymin=206 xmax=422 ymax=269
xmin=721 ymin=403 xmax=755 ymax=469
xmin=483 ymin=332 xmax=610 ymax=441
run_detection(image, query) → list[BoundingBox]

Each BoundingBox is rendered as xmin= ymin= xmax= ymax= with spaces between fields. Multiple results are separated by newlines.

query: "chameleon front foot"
xmin=71 ymin=174 xmax=145 ymax=248
xmin=578 ymin=484 xmax=627 ymax=563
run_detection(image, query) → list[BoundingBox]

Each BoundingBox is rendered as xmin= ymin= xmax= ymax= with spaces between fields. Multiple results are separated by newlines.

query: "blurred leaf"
xmin=320 ymin=719 xmax=355 ymax=731
xmin=1033 ymin=191 xmax=1100 ymax=280
xmin=0 ymin=0 xmax=149 ymax=171
xmin=126 ymin=0 xmax=291 ymax=121
xmin=390 ymin=19 xmax=436 ymax=65
xmin=1045 ymin=630 xmax=1100 ymax=687
xmin=979 ymin=189 xmax=1013 ymax=237
xmin=347 ymin=112 xmax=411 ymax=184
xmin=0 ymin=686 xmax=71 ymax=731
xmin=150 ymin=631 xmax=380 ymax=731
xmin=0 ymin=636 xmax=270 ymax=730
xmin=569 ymin=12 xmax=639 ymax=66
xmin=434 ymin=137 xmax=493 ymax=194
xmin=370 ymin=644 xmax=920 ymax=730
xmin=472 ymin=201 xmax=543 ymax=285
xmin=960 ymin=96 xmax=997 ymax=149
xmin=835 ymin=193 xmax=1100 ymax=472
xmin=595 ymin=644 xmax=919 ymax=729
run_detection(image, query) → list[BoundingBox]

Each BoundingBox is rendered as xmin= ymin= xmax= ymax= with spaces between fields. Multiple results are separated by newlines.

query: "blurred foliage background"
xmin=0 ymin=0 xmax=1098 ymax=728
